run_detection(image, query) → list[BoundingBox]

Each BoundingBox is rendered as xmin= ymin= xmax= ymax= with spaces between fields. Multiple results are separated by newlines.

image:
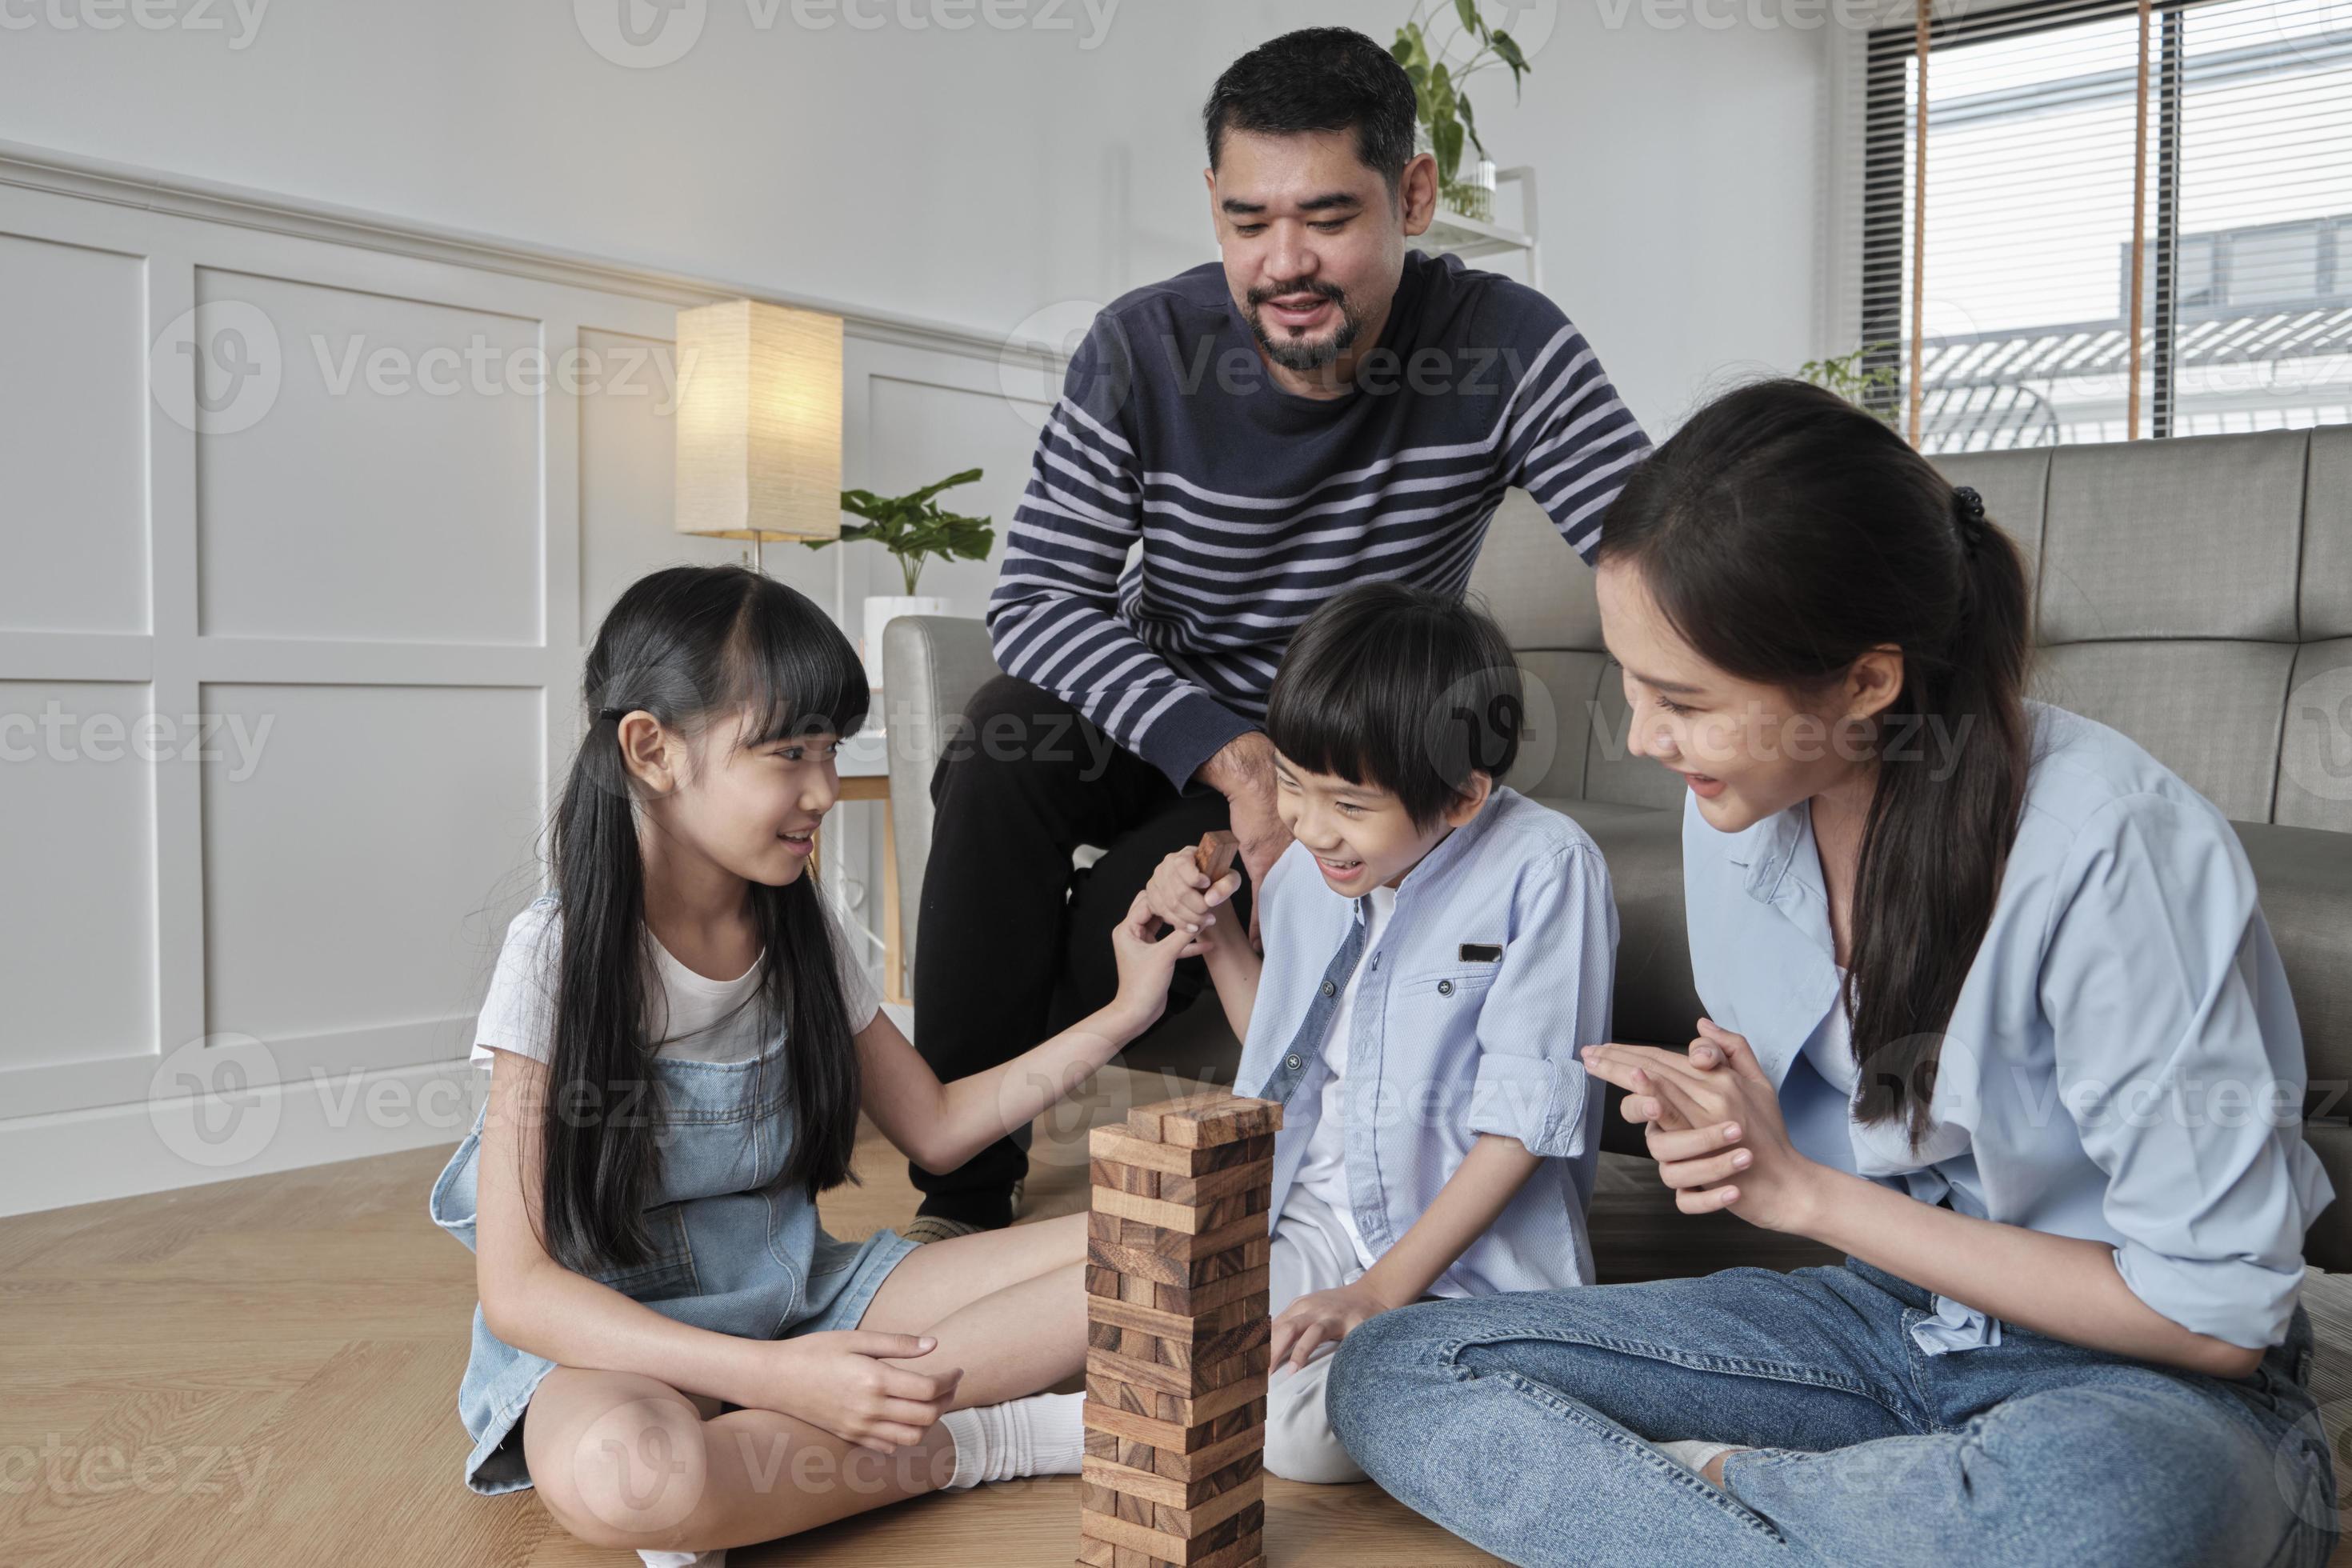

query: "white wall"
xmin=0 ymin=0 xmax=1834 ymax=432
xmin=0 ymin=2 xmax=1836 ymax=1213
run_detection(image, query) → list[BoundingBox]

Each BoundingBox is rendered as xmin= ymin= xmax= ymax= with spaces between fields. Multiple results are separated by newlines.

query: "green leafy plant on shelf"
xmin=1797 ymin=344 xmax=1902 ymax=425
xmin=1394 ymin=0 xmax=1534 ymax=218
xmin=807 ymin=467 xmax=996 ymax=596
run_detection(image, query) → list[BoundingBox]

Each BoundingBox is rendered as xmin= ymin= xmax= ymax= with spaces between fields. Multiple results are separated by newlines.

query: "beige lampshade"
xmin=674 ymin=299 xmax=844 ymax=542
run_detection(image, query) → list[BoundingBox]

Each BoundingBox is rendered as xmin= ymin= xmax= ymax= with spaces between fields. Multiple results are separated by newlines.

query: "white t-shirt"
xmin=1286 ymin=882 xmax=1398 ymax=1272
xmin=468 ymin=898 xmax=882 ymax=1067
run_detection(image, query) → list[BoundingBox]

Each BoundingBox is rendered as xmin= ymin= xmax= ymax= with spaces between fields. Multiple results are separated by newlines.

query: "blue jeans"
xmin=1326 ymin=1258 xmax=2338 ymax=1566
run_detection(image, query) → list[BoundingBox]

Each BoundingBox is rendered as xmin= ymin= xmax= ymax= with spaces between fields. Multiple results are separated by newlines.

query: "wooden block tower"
xmin=1078 ymin=1090 xmax=1282 ymax=1568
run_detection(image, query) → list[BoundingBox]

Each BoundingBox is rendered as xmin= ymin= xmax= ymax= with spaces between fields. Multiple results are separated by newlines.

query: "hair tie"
xmin=597 ymin=706 xmax=629 ymax=722
xmin=1952 ymin=485 xmax=1988 ymax=555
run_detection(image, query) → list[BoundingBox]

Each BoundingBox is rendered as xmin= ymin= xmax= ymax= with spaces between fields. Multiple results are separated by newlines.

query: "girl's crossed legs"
xmin=521 ymin=1210 xmax=1087 ymax=1555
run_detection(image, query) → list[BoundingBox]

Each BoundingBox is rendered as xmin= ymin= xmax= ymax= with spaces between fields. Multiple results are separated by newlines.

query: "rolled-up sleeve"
xmin=1464 ymin=842 xmax=1618 ymax=1160
xmin=2042 ymin=794 xmax=2334 ymax=1350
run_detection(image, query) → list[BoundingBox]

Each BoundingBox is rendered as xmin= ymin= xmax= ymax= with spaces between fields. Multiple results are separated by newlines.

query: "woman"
xmin=1322 ymin=380 xmax=2339 ymax=1566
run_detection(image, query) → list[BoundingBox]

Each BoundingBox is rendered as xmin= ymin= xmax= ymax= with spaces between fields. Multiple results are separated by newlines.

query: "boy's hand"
xmin=1269 ymin=1281 xmax=1394 ymax=1374
xmin=1142 ymin=846 xmax=1243 ymax=948
xmin=1107 ymin=889 xmax=1202 ymax=1035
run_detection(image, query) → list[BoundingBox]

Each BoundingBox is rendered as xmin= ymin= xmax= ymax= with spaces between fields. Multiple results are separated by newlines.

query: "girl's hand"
xmin=1142 ymin=846 xmax=1242 ymax=949
xmin=1107 ymin=889 xmax=1201 ymax=1036
xmin=754 ymin=1331 xmax=964 ymax=1453
xmin=1581 ymin=1021 xmax=1826 ymax=1234
xmin=1269 ymin=1282 xmax=1394 ymax=1374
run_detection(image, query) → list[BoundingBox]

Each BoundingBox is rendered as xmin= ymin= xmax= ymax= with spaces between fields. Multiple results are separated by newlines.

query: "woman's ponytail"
xmin=1846 ymin=487 xmax=2031 ymax=1143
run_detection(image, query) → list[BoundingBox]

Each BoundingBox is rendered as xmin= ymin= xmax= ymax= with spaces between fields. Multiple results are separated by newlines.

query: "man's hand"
xmin=1195 ymin=733 xmax=1290 ymax=950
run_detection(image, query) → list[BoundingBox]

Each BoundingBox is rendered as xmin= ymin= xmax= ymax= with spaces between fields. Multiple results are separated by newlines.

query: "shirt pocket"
xmin=1381 ymin=962 xmax=1503 ymax=1115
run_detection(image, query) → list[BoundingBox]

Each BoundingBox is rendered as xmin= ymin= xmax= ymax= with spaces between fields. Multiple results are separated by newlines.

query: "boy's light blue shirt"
xmin=1686 ymin=701 xmax=2335 ymax=1354
xmin=1235 ymin=786 xmax=1617 ymax=1297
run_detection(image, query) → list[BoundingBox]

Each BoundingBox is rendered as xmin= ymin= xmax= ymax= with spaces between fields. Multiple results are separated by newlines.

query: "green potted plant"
xmin=807 ymin=467 xmax=996 ymax=687
xmin=1394 ymin=0 xmax=1534 ymax=222
xmin=1796 ymin=345 xmax=1902 ymax=425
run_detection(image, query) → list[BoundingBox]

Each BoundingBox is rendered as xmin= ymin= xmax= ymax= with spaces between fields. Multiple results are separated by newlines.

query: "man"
xmin=901 ymin=25 xmax=1650 ymax=1242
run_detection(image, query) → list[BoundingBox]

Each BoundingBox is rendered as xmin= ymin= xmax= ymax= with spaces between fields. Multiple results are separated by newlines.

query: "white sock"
xmin=1654 ymin=1438 xmax=1743 ymax=1479
xmin=636 ymin=1551 xmax=725 ymax=1567
xmin=937 ymin=1392 xmax=1086 ymax=1489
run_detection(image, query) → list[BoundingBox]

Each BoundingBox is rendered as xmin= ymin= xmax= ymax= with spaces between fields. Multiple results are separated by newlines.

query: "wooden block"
xmin=1090 ymin=1207 xmax=1268 ymax=1265
xmin=1085 ymin=1263 xmax=1123 ymax=1298
xmin=1152 ymin=1470 xmax=1262 ymax=1538
xmin=1090 ymin=1126 xmax=1276 ymax=1178
xmin=1083 ymin=1398 xmax=1237 ymax=1455
xmin=1159 ymin=1100 xmax=1282 ymax=1151
xmin=1089 ymin=1157 xmax=1157 ymax=1197
xmin=1089 ymin=1338 xmax=1268 ymax=1402
xmin=1156 ymin=1158 xmax=1270 ymax=1207
xmin=1154 ymin=1262 xmax=1270 ymax=1317
xmin=1086 ymin=1233 xmax=1269 ymax=1290
xmin=1074 ymin=1532 xmax=1114 ymax=1567
xmin=1150 ymin=1423 xmax=1264 ymax=1484
xmin=1086 ymin=1289 xmax=1259 ymax=1346
xmin=1125 ymin=1090 xmax=1242 ymax=1144
xmin=1195 ymin=829 xmax=1238 ymax=880
xmin=1090 ymin=1185 xmax=1215 ymax=1234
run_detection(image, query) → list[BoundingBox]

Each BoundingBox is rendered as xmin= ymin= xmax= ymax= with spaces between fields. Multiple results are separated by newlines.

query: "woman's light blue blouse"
xmin=1234 ymin=786 xmax=1617 ymax=1297
xmin=1684 ymin=701 xmax=2334 ymax=1354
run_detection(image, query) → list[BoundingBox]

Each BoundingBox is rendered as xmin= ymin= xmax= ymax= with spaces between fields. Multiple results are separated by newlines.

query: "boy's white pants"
xmin=1264 ymin=1183 xmax=1385 ymax=1485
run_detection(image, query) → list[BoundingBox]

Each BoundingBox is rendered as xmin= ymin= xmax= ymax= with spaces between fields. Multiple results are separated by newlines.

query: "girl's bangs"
xmin=726 ymin=588 xmax=871 ymax=749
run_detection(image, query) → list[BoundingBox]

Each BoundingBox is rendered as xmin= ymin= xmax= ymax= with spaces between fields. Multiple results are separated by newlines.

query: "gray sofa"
xmin=884 ymin=425 xmax=2352 ymax=1270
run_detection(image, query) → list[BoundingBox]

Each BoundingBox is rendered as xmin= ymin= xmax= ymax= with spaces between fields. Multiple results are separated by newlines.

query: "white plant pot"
xmin=862 ymin=594 xmax=949 ymax=690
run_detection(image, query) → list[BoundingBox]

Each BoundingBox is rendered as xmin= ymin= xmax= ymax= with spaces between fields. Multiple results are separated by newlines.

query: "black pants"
xmin=909 ymin=674 xmax=1253 ymax=1226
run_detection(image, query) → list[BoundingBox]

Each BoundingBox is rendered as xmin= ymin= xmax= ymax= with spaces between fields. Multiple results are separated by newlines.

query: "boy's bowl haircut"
xmin=1265 ymin=582 xmax=1523 ymax=830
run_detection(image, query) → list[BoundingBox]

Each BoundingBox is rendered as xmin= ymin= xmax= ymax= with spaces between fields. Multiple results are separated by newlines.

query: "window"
xmin=1861 ymin=0 xmax=2352 ymax=451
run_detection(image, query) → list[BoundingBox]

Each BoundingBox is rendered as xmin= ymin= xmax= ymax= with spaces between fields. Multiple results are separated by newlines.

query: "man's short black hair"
xmin=1202 ymin=26 xmax=1418 ymax=192
xmin=1265 ymin=582 xmax=1523 ymax=830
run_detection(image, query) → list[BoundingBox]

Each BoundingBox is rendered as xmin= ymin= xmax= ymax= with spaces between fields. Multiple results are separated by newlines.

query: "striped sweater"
xmin=986 ymin=249 xmax=1651 ymax=790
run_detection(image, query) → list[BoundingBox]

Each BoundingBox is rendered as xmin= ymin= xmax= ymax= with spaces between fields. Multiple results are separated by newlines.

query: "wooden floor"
xmin=8 ymin=1062 xmax=1590 ymax=1567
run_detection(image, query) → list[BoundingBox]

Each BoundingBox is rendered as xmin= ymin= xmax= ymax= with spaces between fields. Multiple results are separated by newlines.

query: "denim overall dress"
xmin=428 ymin=1022 xmax=918 ymax=1494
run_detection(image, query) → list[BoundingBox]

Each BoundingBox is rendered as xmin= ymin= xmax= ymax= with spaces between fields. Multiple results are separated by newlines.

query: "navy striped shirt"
xmin=987 ymin=249 xmax=1651 ymax=790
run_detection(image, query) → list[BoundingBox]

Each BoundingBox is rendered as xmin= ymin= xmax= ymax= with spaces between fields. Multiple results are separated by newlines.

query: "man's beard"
xmin=1243 ymin=280 xmax=1365 ymax=373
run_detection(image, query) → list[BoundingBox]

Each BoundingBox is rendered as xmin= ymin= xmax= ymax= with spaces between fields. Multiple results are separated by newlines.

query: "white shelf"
xmin=1410 ymin=164 xmax=1542 ymax=289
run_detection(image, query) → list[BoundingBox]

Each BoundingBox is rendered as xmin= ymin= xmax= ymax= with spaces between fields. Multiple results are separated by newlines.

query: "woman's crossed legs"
xmin=1325 ymin=1261 xmax=2334 ymax=1568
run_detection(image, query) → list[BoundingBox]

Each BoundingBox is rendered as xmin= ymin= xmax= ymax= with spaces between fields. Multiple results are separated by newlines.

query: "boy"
xmin=1143 ymin=582 xmax=1618 ymax=1483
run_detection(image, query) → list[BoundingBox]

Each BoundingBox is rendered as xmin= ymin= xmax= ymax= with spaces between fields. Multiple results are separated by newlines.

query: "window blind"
xmin=1862 ymin=0 xmax=2352 ymax=450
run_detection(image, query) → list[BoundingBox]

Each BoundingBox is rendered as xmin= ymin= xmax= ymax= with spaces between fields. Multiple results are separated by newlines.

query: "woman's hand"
xmin=1581 ymin=1020 xmax=1827 ymax=1234
xmin=1269 ymin=1281 xmax=1396 ymax=1374
xmin=1106 ymin=889 xmax=1202 ymax=1036
xmin=750 ymin=1331 xmax=963 ymax=1453
xmin=1142 ymin=846 xmax=1243 ymax=950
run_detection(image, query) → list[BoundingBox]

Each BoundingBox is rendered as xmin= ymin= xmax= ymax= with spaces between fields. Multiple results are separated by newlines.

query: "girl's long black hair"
xmin=537 ymin=564 xmax=869 ymax=1274
xmin=1596 ymin=379 xmax=2033 ymax=1147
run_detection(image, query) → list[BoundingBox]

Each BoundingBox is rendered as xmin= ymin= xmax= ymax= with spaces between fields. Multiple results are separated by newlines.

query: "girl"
xmin=1322 ymin=381 xmax=2340 ymax=1566
xmin=1143 ymin=582 xmax=1614 ymax=1486
xmin=427 ymin=565 xmax=1198 ymax=1566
